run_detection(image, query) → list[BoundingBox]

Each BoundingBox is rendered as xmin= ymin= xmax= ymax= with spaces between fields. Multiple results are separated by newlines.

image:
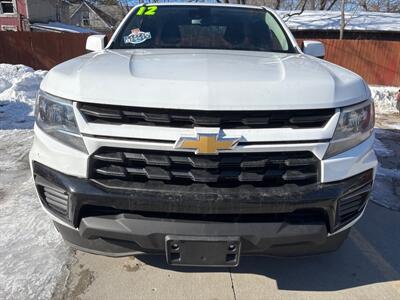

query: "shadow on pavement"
xmin=137 ymin=202 xmax=400 ymax=291
xmin=235 ymin=202 xmax=400 ymax=291
xmin=0 ymin=100 xmax=34 ymax=130
xmin=372 ymin=128 xmax=400 ymax=211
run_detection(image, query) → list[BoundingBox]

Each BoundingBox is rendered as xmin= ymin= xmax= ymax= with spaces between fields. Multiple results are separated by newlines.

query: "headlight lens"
xmin=325 ymin=101 xmax=374 ymax=158
xmin=35 ymin=91 xmax=87 ymax=152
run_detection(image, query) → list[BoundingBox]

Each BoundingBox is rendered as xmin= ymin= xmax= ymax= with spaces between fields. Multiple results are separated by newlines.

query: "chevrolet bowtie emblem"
xmin=174 ymin=131 xmax=240 ymax=155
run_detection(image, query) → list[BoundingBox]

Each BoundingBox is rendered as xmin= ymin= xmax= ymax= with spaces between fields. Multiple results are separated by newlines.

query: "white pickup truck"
xmin=30 ymin=3 xmax=377 ymax=267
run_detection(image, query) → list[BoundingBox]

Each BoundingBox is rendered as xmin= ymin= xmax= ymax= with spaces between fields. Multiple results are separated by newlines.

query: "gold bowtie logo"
xmin=175 ymin=132 xmax=240 ymax=155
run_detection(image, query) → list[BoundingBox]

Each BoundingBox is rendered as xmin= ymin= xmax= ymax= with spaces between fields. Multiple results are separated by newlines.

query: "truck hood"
xmin=41 ymin=49 xmax=368 ymax=110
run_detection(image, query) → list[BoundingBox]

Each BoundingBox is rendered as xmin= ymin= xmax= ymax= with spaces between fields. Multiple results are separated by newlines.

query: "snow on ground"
xmin=0 ymin=130 xmax=70 ymax=300
xmin=0 ymin=64 xmax=398 ymax=299
xmin=30 ymin=22 xmax=99 ymax=34
xmin=0 ymin=64 xmax=47 ymax=130
xmin=370 ymin=86 xmax=400 ymax=115
xmin=0 ymin=64 xmax=69 ymax=300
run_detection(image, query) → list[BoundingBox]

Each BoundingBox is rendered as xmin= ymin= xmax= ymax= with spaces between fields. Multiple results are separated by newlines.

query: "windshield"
xmin=112 ymin=6 xmax=296 ymax=53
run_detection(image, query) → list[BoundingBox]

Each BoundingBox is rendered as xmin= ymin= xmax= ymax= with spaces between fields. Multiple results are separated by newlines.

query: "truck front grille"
xmin=79 ymin=103 xmax=335 ymax=129
xmin=90 ymin=148 xmax=319 ymax=188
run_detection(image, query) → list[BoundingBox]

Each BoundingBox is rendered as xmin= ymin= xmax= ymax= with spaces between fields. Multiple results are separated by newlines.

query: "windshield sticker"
xmin=124 ymin=28 xmax=152 ymax=45
xmin=136 ymin=6 xmax=158 ymax=16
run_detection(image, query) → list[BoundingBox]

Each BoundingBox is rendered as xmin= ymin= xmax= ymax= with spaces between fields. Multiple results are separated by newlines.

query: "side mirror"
xmin=86 ymin=35 xmax=107 ymax=52
xmin=302 ymin=41 xmax=325 ymax=59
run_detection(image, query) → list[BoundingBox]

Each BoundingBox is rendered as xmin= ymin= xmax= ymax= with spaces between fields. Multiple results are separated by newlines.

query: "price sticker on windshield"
xmin=124 ymin=28 xmax=152 ymax=45
xmin=136 ymin=6 xmax=158 ymax=16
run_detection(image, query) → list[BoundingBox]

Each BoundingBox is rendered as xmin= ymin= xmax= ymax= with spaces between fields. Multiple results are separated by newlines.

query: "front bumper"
xmin=32 ymin=162 xmax=373 ymax=257
xmin=53 ymin=213 xmax=351 ymax=258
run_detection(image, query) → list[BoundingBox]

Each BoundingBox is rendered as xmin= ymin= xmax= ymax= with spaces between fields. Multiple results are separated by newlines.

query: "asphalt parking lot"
xmin=51 ymin=114 xmax=400 ymax=300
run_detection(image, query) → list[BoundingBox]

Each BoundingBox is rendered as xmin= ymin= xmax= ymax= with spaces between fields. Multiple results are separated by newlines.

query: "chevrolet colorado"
xmin=30 ymin=3 xmax=377 ymax=267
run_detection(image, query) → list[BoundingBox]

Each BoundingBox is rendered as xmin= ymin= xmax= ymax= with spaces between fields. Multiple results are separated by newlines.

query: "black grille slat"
xmin=140 ymin=112 xmax=171 ymax=123
xmin=242 ymin=117 xmax=270 ymax=125
xmin=94 ymin=152 xmax=124 ymax=162
xmin=90 ymin=149 xmax=319 ymax=188
xmin=80 ymin=103 xmax=335 ymax=129
xmin=46 ymin=198 xmax=68 ymax=213
xmin=144 ymin=166 xmax=172 ymax=180
xmin=340 ymin=204 xmax=363 ymax=216
xmin=44 ymin=193 xmax=68 ymax=206
xmin=340 ymin=186 xmax=371 ymax=201
xmin=80 ymin=106 xmax=122 ymax=119
xmin=125 ymin=167 xmax=146 ymax=177
xmin=124 ymin=152 xmax=146 ymax=162
xmin=43 ymin=186 xmax=69 ymax=199
xmin=97 ymin=165 xmax=316 ymax=183
xmin=289 ymin=114 xmax=334 ymax=124
xmin=336 ymin=183 xmax=372 ymax=228
xmin=339 ymin=196 xmax=366 ymax=214
xmin=340 ymin=212 xmax=359 ymax=223
xmin=340 ymin=197 xmax=365 ymax=209
xmin=42 ymin=186 xmax=69 ymax=215
xmin=94 ymin=150 xmax=318 ymax=170
xmin=96 ymin=165 xmax=126 ymax=177
xmin=188 ymin=169 xmax=221 ymax=183
xmin=283 ymin=170 xmax=317 ymax=181
xmin=284 ymin=158 xmax=318 ymax=167
xmin=241 ymin=157 xmax=269 ymax=168
xmin=239 ymin=172 xmax=264 ymax=182
xmin=44 ymin=189 xmax=69 ymax=200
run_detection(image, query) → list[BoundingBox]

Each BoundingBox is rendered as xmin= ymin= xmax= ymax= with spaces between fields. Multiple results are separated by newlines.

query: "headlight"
xmin=35 ymin=91 xmax=87 ymax=152
xmin=325 ymin=100 xmax=374 ymax=158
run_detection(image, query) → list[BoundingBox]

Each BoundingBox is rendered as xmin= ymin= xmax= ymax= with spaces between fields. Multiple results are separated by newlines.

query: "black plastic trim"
xmin=33 ymin=162 xmax=373 ymax=234
xmin=79 ymin=102 xmax=335 ymax=129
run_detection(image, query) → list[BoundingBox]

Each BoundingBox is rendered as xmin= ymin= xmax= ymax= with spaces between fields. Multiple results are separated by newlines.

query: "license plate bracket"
xmin=165 ymin=235 xmax=241 ymax=267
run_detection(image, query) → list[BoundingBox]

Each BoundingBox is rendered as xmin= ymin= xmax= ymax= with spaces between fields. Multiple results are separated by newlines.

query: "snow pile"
xmin=0 ymin=64 xmax=68 ymax=300
xmin=0 ymin=64 xmax=47 ymax=130
xmin=0 ymin=130 xmax=70 ymax=300
xmin=31 ymin=22 xmax=99 ymax=34
xmin=370 ymin=86 xmax=399 ymax=114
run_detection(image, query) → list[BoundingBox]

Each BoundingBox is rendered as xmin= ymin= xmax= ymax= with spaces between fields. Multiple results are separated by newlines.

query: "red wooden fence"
xmin=0 ymin=32 xmax=399 ymax=86
xmin=305 ymin=38 xmax=400 ymax=87
xmin=0 ymin=32 xmax=89 ymax=70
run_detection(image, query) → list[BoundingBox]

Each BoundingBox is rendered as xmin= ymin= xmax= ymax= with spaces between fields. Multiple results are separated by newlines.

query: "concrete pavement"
xmin=52 ymin=201 xmax=400 ymax=300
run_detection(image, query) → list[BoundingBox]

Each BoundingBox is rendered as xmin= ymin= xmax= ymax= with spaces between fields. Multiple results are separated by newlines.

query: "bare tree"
xmin=326 ymin=0 xmax=339 ymax=9
xmin=339 ymin=0 xmax=345 ymax=39
xmin=358 ymin=0 xmax=400 ymax=11
xmin=122 ymin=0 xmax=130 ymax=9
xmin=282 ymin=0 xmax=308 ymax=20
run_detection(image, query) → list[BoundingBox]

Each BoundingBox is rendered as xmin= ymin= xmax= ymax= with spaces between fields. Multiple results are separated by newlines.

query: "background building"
xmin=67 ymin=1 xmax=127 ymax=33
xmin=0 ymin=0 xmax=126 ymax=33
xmin=0 ymin=0 xmax=61 ymax=31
